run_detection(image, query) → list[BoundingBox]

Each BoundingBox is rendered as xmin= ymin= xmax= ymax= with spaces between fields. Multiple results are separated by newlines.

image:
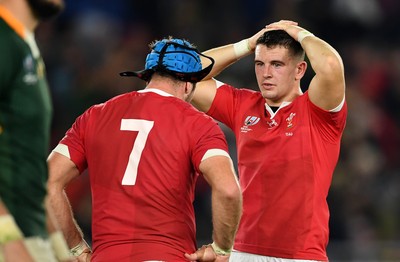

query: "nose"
xmin=263 ymin=65 xmax=272 ymax=78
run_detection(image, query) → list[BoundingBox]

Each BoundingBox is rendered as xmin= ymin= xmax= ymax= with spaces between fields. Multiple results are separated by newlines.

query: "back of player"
xmin=55 ymin=88 xmax=228 ymax=261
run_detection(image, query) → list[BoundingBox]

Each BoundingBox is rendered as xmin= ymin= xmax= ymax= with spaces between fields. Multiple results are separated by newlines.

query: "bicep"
xmin=199 ymin=155 xmax=237 ymax=189
xmin=308 ymin=55 xmax=345 ymax=111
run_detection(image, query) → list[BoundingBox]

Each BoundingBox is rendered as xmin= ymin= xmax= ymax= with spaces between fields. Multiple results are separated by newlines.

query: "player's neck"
xmin=146 ymin=79 xmax=185 ymax=101
xmin=265 ymin=86 xmax=303 ymax=107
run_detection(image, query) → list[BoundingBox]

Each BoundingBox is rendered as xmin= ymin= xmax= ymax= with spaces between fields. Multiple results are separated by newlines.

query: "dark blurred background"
xmin=38 ymin=0 xmax=400 ymax=261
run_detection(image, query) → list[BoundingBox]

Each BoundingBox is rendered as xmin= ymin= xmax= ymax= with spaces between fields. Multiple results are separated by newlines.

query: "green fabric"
xmin=0 ymin=18 xmax=52 ymax=238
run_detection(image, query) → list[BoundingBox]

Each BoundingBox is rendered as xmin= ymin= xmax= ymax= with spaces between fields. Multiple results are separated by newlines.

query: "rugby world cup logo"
xmin=244 ymin=116 xmax=260 ymax=126
xmin=241 ymin=116 xmax=260 ymax=133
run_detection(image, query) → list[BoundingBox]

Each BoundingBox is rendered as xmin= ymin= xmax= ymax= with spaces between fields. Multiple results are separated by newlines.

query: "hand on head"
xmin=265 ymin=20 xmax=310 ymax=42
xmin=248 ymin=20 xmax=299 ymax=50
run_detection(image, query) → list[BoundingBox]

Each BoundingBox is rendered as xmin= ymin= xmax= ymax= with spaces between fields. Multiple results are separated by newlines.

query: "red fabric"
xmin=208 ymin=84 xmax=347 ymax=261
xmin=59 ymin=89 xmax=229 ymax=261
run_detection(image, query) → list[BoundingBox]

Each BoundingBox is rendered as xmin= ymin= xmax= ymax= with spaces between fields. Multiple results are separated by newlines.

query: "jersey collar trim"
xmin=138 ymin=88 xmax=174 ymax=97
xmin=265 ymin=101 xmax=292 ymax=118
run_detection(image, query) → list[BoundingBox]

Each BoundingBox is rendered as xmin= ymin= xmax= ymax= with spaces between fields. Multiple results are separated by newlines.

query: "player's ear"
xmin=295 ymin=61 xmax=307 ymax=81
xmin=184 ymin=82 xmax=194 ymax=94
xmin=184 ymin=82 xmax=189 ymax=94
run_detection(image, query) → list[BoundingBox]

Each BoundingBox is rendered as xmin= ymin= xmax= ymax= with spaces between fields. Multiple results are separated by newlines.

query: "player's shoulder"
xmin=94 ymin=92 xmax=139 ymax=109
xmin=187 ymin=105 xmax=220 ymax=130
xmin=0 ymin=18 xmax=10 ymax=35
xmin=0 ymin=17 xmax=20 ymax=40
xmin=164 ymin=97 xmax=216 ymax=126
xmin=0 ymin=19 xmax=19 ymax=48
xmin=84 ymin=92 xmax=131 ymax=114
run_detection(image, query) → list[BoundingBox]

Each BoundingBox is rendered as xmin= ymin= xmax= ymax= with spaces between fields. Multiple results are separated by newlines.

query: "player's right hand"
xmin=77 ymin=250 xmax=91 ymax=262
xmin=184 ymin=244 xmax=229 ymax=262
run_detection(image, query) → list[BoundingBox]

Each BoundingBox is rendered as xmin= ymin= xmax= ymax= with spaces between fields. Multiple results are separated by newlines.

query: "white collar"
xmin=265 ymin=101 xmax=292 ymax=118
xmin=138 ymin=88 xmax=174 ymax=97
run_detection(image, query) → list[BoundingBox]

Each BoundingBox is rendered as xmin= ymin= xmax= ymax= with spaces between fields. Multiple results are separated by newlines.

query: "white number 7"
xmin=120 ymin=119 xmax=154 ymax=185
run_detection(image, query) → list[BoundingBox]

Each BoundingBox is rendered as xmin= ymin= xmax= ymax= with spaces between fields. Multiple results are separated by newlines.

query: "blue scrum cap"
xmin=120 ymin=38 xmax=214 ymax=82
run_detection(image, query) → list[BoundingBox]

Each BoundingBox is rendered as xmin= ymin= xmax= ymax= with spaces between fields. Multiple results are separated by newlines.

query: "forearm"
xmin=294 ymin=26 xmax=346 ymax=107
xmin=200 ymin=26 xmax=268 ymax=81
xmin=200 ymin=44 xmax=242 ymax=80
xmin=47 ymin=188 xmax=84 ymax=248
xmin=211 ymin=187 xmax=242 ymax=251
xmin=45 ymin=198 xmax=75 ymax=261
xmin=273 ymin=22 xmax=343 ymax=78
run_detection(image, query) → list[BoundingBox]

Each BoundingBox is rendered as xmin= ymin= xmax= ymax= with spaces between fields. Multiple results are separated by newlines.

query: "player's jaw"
xmin=27 ymin=0 xmax=64 ymax=20
xmin=259 ymin=80 xmax=295 ymax=106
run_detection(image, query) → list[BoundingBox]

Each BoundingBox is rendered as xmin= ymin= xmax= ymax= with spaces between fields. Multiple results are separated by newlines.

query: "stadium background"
xmin=38 ymin=0 xmax=400 ymax=260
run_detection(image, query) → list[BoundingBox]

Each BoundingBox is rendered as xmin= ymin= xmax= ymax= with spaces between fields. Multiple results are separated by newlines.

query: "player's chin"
xmin=260 ymin=89 xmax=276 ymax=100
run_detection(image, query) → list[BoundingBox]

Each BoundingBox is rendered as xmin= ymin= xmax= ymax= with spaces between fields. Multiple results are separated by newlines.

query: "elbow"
xmin=46 ymin=187 xmax=58 ymax=206
xmin=46 ymin=177 xmax=64 ymax=200
xmin=220 ymin=182 xmax=243 ymax=207
xmin=229 ymin=184 xmax=242 ymax=203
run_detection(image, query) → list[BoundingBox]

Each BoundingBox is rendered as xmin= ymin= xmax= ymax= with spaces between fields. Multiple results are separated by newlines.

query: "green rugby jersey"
xmin=0 ymin=7 xmax=52 ymax=238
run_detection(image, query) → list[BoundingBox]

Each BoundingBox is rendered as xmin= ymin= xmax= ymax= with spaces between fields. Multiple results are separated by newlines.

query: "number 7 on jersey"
xmin=120 ymin=119 xmax=154 ymax=185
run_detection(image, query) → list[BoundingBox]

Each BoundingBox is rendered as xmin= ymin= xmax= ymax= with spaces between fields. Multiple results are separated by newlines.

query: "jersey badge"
xmin=286 ymin=113 xmax=296 ymax=128
xmin=285 ymin=112 xmax=296 ymax=136
xmin=240 ymin=116 xmax=260 ymax=133
xmin=22 ymin=55 xmax=39 ymax=85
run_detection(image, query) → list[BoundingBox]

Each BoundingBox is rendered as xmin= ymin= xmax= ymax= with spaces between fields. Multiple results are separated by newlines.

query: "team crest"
xmin=286 ymin=113 xmax=296 ymax=128
xmin=22 ymin=55 xmax=39 ymax=84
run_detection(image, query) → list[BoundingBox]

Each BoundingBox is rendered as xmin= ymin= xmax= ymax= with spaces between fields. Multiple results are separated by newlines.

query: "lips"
xmin=262 ymin=83 xmax=275 ymax=90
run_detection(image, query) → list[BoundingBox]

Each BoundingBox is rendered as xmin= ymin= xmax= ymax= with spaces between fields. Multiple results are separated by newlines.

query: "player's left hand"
xmin=265 ymin=20 xmax=305 ymax=41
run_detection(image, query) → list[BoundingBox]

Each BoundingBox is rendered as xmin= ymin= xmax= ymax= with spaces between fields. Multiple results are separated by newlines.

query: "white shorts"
xmin=229 ymin=250 xmax=324 ymax=262
xmin=0 ymin=236 xmax=58 ymax=262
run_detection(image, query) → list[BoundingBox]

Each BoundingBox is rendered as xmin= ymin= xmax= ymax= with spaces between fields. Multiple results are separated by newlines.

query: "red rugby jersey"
xmin=207 ymin=82 xmax=347 ymax=261
xmin=55 ymin=89 xmax=229 ymax=262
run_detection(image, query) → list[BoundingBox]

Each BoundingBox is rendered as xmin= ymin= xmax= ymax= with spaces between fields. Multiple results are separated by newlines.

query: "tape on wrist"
xmin=0 ymin=215 xmax=23 ymax=245
xmin=233 ymin=39 xmax=251 ymax=58
xmin=297 ymin=30 xmax=315 ymax=44
xmin=210 ymin=241 xmax=232 ymax=256
xmin=50 ymin=231 xmax=72 ymax=261
xmin=70 ymin=239 xmax=91 ymax=257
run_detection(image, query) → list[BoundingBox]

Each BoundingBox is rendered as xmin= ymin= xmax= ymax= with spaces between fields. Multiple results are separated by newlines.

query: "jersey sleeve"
xmin=190 ymin=113 xmax=230 ymax=174
xmin=307 ymin=93 xmax=348 ymax=143
xmin=55 ymin=106 xmax=95 ymax=173
xmin=206 ymin=82 xmax=239 ymax=130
